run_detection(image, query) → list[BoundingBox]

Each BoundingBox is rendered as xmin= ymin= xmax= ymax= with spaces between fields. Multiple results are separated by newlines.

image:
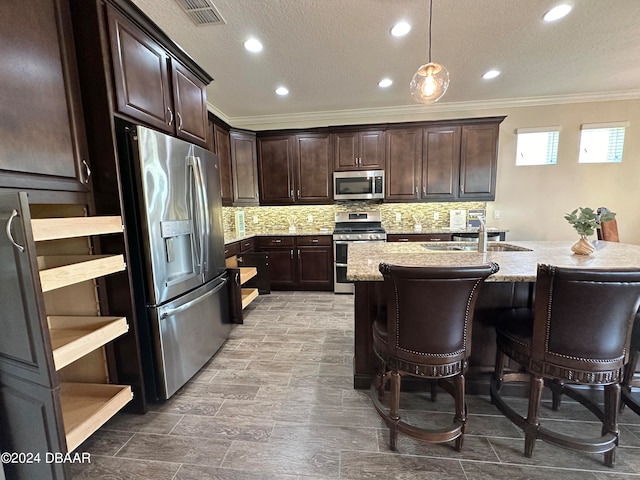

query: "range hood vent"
xmin=175 ymin=0 xmax=225 ymax=26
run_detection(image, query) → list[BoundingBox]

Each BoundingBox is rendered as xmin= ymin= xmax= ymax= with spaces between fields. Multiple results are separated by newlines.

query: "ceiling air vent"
xmin=175 ymin=0 xmax=225 ymax=26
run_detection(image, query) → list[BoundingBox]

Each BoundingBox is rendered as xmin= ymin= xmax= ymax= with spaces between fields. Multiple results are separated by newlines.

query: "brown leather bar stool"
xmin=621 ymin=312 xmax=640 ymax=414
xmin=372 ymin=262 xmax=499 ymax=451
xmin=490 ymin=264 xmax=640 ymax=467
xmin=597 ymin=207 xmax=619 ymax=242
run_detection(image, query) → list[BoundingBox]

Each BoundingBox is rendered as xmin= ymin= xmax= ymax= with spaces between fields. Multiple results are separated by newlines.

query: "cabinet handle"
xmin=422 ymin=187 xmax=426 ymax=195
xmin=297 ymin=189 xmax=300 ymax=197
xmin=311 ymin=239 xmax=318 ymax=243
xmin=429 ymin=238 xmax=442 ymax=242
xmin=82 ymin=159 xmax=91 ymax=184
xmin=415 ymin=186 xmax=418 ymax=195
xmin=290 ymin=249 xmax=294 ymax=259
xmin=273 ymin=239 xmax=282 ymax=243
xmin=290 ymin=189 xmax=294 ymax=198
xmin=398 ymin=238 xmax=409 ymax=242
xmin=5 ymin=210 xmax=25 ymax=252
xmin=167 ymin=107 xmax=174 ymax=126
xmin=176 ymin=112 xmax=183 ymax=131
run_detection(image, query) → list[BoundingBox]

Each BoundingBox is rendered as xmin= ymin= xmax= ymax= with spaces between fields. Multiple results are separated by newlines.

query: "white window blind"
xmin=515 ymin=127 xmax=560 ymax=166
xmin=578 ymin=122 xmax=629 ymax=163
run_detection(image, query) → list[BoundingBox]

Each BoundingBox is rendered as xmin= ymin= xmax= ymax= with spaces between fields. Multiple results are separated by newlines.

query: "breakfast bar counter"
xmin=347 ymin=240 xmax=640 ymax=389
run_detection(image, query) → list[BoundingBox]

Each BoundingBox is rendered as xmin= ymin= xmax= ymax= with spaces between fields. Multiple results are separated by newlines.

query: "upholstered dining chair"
xmin=490 ymin=264 xmax=640 ymax=467
xmin=597 ymin=207 xmax=619 ymax=242
xmin=372 ymin=262 xmax=499 ymax=451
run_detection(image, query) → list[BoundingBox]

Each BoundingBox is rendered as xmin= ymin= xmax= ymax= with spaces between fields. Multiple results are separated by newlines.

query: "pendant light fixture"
xmin=410 ymin=0 xmax=450 ymax=104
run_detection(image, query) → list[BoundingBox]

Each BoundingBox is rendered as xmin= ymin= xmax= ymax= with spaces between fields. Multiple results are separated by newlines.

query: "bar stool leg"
xmin=453 ymin=374 xmax=466 ymax=451
xmin=389 ymin=370 xmax=401 ymax=451
xmin=603 ymin=383 xmax=620 ymax=467
xmin=524 ymin=375 xmax=544 ymax=457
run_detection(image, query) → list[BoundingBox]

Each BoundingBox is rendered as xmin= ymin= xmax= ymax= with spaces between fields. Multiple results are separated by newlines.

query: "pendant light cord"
xmin=428 ymin=0 xmax=433 ymax=63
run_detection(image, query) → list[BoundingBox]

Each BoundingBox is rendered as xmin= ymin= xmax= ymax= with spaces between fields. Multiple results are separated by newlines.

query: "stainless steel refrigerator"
xmin=116 ymin=121 xmax=230 ymax=400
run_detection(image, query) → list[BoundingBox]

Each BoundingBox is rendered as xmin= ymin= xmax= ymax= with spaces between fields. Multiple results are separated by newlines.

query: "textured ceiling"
xmin=130 ymin=0 xmax=640 ymax=126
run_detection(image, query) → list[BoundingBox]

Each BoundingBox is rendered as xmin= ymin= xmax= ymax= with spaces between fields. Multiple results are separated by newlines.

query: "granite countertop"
xmin=347 ymin=240 xmax=640 ymax=283
xmin=224 ymin=229 xmax=333 ymax=244
xmin=385 ymin=227 xmax=508 ymax=235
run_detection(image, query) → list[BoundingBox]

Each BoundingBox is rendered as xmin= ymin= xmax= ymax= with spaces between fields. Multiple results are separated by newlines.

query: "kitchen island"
xmin=347 ymin=240 xmax=640 ymax=390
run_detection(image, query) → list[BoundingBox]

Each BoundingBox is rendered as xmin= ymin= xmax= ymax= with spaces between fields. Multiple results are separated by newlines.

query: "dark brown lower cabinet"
xmin=257 ymin=236 xmax=333 ymax=291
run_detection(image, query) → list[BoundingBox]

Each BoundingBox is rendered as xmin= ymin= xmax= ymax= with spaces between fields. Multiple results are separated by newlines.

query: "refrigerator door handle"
xmin=187 ymin=156 xmax=206 ymax=276
xmin=160 ymin=277 xmax=228 ymax=320
xmin=193 ymin=156 xmax=210 ymax=275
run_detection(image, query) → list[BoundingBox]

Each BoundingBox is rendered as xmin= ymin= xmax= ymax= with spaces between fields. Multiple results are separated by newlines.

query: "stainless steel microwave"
xmin=333 ymin=170 xmax=384 ymax=200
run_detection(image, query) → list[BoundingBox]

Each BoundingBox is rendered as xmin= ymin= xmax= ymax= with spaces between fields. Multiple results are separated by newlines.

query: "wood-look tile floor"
xmin=72 ymin=292 xmax=640 ymax=479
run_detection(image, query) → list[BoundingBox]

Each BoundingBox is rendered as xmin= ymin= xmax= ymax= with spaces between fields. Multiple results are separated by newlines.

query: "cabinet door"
xmin=385 ymin=128 xmax=422 ymax=201
xmin=258 ymin=136 xmax=295 ymax=205
xmin=214 ymin=124 xmax=233 ymax=206
xmin=422 ymin=126 xmax=461 ymax=200
xmin=333 ymin=132 xmax=358 ymax=171
xmin=297 ymin=247 xmax=333 ymax=290
xmin=358 ymin=130 xmax=385 ymax=169
xmin=294 ymin=134 xmax=332 ymax=203
xmin=0 ymin=193 xmax=56 ymax=388
xmin=459 ymin=124 xmax=499 ymax=200
xmin=0 ymin=0 xmax=91 ymax=193
xmin=107 ymin=5 xmax=173 ymax=133
xmin=230 ymin=131 xmax=259 ymax=205
xmin=262 ymin=248 xmax=296 ymax=288
xmin=171 ymin=61 xmax=208 ymax=147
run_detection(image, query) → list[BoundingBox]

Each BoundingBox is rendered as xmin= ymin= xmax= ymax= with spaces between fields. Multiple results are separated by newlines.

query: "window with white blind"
xmin=578 ymin=122 xmax=628 ymax=163
xmin=515 ymin=127 xmax=560 ymax=166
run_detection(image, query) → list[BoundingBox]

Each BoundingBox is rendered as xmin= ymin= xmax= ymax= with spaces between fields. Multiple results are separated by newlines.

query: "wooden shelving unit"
xmin=239 ymin=267 xmax=258 ymax=309
xmin=30 ymin=212 xmax=133 ymax=452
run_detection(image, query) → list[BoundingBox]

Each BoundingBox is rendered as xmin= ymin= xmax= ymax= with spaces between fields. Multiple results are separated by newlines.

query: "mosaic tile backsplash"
xmin=222 ymin=201 xmax=487 ymax=236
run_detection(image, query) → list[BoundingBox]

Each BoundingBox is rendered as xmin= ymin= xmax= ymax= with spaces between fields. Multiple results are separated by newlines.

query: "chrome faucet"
xmin=478 ymin=216 xmax=488 ymax=253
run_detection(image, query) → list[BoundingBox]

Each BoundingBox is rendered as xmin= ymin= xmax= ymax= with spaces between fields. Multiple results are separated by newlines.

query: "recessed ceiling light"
xmin=378 ymin=78 xmax=393 ymax=88
xmin=244 ymin=38 xmax=263 ymax=52
xmin=543 ymin=4 xmax=572 ymax=22
xmin=482 ymin=70 xmax=500 ymax=80
xmin=275 ymin=86 xmax=289 ymax=96
xmin=390 ymin=22 xmax=411 ymax=37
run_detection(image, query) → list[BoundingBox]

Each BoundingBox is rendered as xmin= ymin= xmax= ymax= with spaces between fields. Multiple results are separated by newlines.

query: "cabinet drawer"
xmin=387 ymin=233 xmax=452 ymax=242
xmin=240 ymin=238 xmax=254 ymax=252
xmin=224 ymin=241 xmax=240 ymax=258
xmin=257 ymin=236 xmax=295 ymax=247
xmin=296 ymin=235 xmax=332 ymax=246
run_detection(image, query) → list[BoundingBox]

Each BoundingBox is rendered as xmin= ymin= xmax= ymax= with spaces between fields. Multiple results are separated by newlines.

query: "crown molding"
xmin=209 ymin=90 xmax=640 ymax=131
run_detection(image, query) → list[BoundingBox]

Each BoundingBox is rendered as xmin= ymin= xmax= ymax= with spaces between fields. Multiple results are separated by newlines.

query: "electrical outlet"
xmin=493 ymin=210 xmax=501 ymax=219
xmin=433 ymin=212 xmax=440 ymax=220
xmin=395 ymin=212 xmax=401 ymax=222
xmin=307 ymin=214 xmax=313 ymax=223
xmin=253 ymin=215 xmax=259 ymax=224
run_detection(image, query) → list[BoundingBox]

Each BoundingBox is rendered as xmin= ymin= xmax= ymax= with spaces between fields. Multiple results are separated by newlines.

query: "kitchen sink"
xmin=422 ymin=243 xmax=532 ymax=252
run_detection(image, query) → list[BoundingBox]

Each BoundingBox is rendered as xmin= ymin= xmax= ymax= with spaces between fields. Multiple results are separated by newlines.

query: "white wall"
xmin=487 ymin=100 xmax=640 ymax=244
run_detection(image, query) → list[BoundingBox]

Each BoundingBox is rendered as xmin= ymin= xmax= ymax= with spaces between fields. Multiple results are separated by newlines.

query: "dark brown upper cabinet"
xmin=0 ymin=0 xmax=91 ymax=197
xmin=213 ymin=123 xmax=233 ymax=205
xmin=458 ymin=123 xmax=500 ymax=200
xmin=385 ymin=118 xmax=503 ymax=202
xmin=107 ymin=5 xmax=209 ymax=147
xmin=258 ymin=133 xmax=332 ymax=205
xmin=333 ymin=130 xmax=385 ymax=171
xmin=230 ymin=130 xmax=259 ymax=205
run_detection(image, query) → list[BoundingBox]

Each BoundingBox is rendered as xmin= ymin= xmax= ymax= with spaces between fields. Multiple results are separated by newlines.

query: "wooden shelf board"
xmin=60 ymin=383 xmax=133 ymax=452
xmin=31 ymin=216 xmax=123 ymax=242
xmin=49 ymin=316 xmax=129 ymax=371
xmin=38 ymin=254 xmax=125 ymax=292
xmin=241 ymin=287 xmax=259 ymax=309
xmin=239 ymin=267 xmax=257 ymax=284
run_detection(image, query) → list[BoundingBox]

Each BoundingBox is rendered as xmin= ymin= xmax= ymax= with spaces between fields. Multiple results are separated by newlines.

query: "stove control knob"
xmin=358 ymin=234 xmax=363 ymax=240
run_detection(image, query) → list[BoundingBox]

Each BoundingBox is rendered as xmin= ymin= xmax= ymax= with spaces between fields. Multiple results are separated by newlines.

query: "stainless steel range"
xmin=333 ymin=211 xmax=386 ymax=293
